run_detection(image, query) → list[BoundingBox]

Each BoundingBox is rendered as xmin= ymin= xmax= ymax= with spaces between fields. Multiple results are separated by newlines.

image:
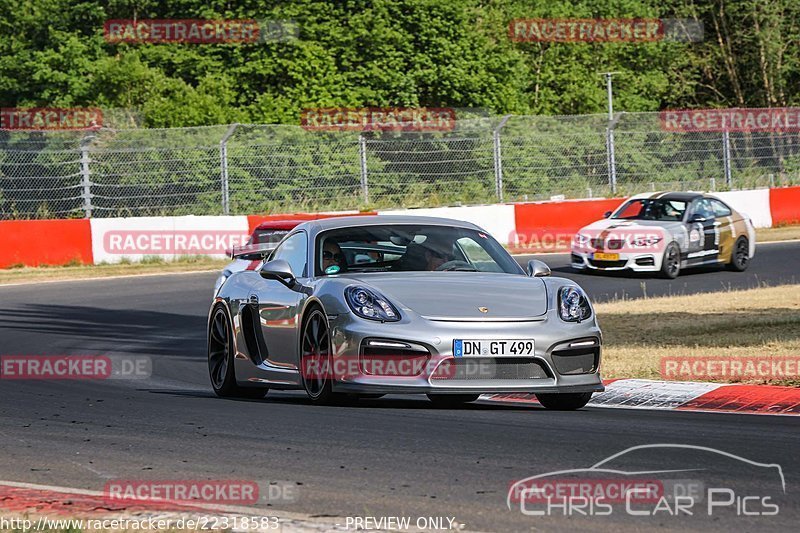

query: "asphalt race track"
xmin=1 ymin=242 xmax=799 ymax=531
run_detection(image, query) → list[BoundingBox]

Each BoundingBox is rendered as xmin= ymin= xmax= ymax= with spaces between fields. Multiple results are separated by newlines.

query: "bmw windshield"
xmin=612 ymin=198 xmax=687 ymax=222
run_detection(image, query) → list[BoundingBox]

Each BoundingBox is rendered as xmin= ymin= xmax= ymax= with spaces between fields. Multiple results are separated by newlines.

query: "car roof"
xmin=628 ymin=191 xmax=705 ymax=202
xmin=297 ymin=214 xmax=482 ymax=233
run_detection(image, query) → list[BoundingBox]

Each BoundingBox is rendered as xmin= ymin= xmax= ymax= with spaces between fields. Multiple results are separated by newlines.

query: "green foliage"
xmin=6 ymin=0 xmax=798 ymax=123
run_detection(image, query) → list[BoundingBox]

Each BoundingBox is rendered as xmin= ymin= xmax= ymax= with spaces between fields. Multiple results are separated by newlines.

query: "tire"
xmin=660 ymin=242 xmax=681 ymax=279
xmin=535 ymin=392 xmax=592 ymax=411
xmin=426 ymin=394 xmax=480 ymax=407
xmin=300 ymin=307 xmax=344 ymax=405
xmin=727 ymin=236 xmax=750 ymax=272
xmin=208 ymin=305 xmax=269 ymax=399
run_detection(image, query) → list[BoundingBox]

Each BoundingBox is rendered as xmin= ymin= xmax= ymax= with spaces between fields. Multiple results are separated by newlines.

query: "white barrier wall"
xmin=90 ymin=216 xmax=250 ymax=264
xmin=377 ymin=204 xmax=517 ymax=245
xmin=84 ymin=187 xmax=790 ymax=265
xmin=715 ymin=189 xmax=773 ymax=228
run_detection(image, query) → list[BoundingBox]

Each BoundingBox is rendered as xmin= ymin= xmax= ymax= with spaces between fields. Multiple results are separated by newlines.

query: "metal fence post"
xmin=606 ymin=127 xmax=617 ymax=194
xmin=722 ymin=130 xmax=732 ymax=188
xmin=220 ymin=123 xmax=238 ymax=215
xmin=606 ymin=113 xmax=623 ymax=196
xmin=493 ymin=115 xmax=513 ymax=202
xmin=79 ymin=132 xmax=95 ymax=218
xmin=358 ymin=134 xmax=369 ymax=203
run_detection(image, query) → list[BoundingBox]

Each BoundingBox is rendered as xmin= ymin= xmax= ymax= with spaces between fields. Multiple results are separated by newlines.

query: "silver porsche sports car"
xmin=208 ymin=216 xmax=603 ymax=410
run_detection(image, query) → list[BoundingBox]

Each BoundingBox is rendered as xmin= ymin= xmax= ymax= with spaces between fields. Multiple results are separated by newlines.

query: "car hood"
xmin=343 ymin=272 xmax=548 ymax=320
xmin=580 ymin=218 xmax=682 ymax=233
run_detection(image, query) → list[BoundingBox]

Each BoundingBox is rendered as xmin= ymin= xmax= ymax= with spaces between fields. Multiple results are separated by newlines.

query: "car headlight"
xmin=558 ymin=286 xmax=592 ymax=323
xmin=345 ymin=286 xmax=401 ymax=322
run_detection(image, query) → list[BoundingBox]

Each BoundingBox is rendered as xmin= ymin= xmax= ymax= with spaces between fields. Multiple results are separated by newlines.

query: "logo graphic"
xmin=478 ymin=307 xmax=489 ymax=314
xmin=508 ymin=444 xmax=785 ymax=518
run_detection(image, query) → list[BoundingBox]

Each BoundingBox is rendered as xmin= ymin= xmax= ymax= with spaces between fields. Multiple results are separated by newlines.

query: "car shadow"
xmin=142 ymin=388 xmax=544 ymax=411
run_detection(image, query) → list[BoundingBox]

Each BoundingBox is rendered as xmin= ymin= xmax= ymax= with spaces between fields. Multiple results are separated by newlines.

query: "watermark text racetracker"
xmin=0 ymin=355 xmax=151 ymax=380
xmin=509 ymin=18 xmax=703 ymax=43
xmin=662 ymin=356 xmax=800 ymax=381
xmin=103 ymin=479 xmax=298 ymax=505
xmin=0 ymin=107 xmax=102 ymax=130
xmin=104 ymin=19 xmax=298 ymax=43
xmin=104 ymin=230 xmax=250 ymax=255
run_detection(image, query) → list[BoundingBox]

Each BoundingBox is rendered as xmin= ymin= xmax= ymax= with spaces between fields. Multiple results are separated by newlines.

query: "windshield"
xmin=612 ymin=199 xmax=687 ymax=222
xmin=315 ymin=225 xmax=523 ymax=276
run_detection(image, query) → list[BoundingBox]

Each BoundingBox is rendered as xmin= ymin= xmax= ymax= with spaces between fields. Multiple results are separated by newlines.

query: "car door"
xmin=686 ymin=198 xmax=719 ymax=265
xmin=254 ymin=231 xmax=309 ymax=369
xmin=709 ymin=199 xmax=736 ymax=262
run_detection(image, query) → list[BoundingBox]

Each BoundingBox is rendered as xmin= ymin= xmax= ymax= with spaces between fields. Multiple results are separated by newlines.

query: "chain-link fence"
xmin=2 ymin=110 xmax=799 ymax=219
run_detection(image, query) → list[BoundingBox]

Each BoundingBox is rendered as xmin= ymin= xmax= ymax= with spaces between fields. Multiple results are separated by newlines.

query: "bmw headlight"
xmin=345 ymin=286 xmax=400 ymax=322
xmin=558 ymin=286 xmax=592 ymax=323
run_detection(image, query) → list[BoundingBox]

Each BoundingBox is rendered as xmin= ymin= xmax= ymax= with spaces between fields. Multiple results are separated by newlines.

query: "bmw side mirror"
xmin=603 ymin=211 xmax=612 ymax=218
xmin=259 ymin=259 xmax=296 ymax=286
xmin=527 ymin=259 xmax=551 ymax=277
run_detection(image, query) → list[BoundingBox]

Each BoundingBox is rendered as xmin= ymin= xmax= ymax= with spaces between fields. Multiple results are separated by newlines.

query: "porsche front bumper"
xmin=326 ymin=309 xmax=604 ymax=395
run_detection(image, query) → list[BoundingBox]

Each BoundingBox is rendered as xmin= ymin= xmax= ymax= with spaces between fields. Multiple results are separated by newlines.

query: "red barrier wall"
xmin=769 ymin=186 xmax=800 ymax=226
xmin=512 ymin=198 xmax=626 ymax=249
xmin=246 ymin=212 xmax=377 ymax=234
xmin=0 ymin=219 xmax=93 ymax=268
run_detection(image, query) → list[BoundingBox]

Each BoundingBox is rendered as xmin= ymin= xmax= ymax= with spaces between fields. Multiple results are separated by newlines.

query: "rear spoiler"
xmin=228 ymin=242 xmax=278 ymax=260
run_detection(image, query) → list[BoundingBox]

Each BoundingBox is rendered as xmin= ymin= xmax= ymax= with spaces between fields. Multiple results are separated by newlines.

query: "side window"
xmin=710 ymin=199 xmax=732 ymax=217
xmin=692 ymin=199 xmax=715 ymax=220
xmin=270 ymin=232 xmax=308 ymax=277
xmin=455 ymin=237 xmax=503 ymax=272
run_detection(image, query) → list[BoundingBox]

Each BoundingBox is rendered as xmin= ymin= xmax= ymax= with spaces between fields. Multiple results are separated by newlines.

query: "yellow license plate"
xmin=593 ymin=252 xmax=620 ymax=261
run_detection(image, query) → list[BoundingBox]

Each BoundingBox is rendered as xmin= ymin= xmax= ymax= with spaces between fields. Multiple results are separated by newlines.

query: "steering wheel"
xmin=435 ymin=260 xmax=476 ymax=272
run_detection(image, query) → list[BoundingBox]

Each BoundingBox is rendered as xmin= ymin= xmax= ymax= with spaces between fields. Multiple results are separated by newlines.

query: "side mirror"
xmin=603 ymin=211 xmax=612 ymax=218
xmin=527 ymin=259 xmax=551 ymax=277
xmin=689 ymin=214 xmax=706 ymax=223
xmin=259 ymin=259 xmax=296 ymax=286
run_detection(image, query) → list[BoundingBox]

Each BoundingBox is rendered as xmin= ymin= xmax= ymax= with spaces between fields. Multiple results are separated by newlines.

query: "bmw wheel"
xmin=660 ymin=242 xmax=681 ymax=279
xmin=727 ymin=236 xmax=750 ymax=272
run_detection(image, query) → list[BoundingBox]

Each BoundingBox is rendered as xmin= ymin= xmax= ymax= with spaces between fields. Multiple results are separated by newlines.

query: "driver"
xmin=421 ymin=240 xmax=452 ymax=271
xmin=322 ymin=240 xmax=347 ymax=273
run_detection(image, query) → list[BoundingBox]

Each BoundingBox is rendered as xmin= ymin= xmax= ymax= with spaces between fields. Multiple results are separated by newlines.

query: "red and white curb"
xmin=0 ymin=480 xmax=366 ymax=532
xmin=484 ymin=379 xmax=800 ymax=415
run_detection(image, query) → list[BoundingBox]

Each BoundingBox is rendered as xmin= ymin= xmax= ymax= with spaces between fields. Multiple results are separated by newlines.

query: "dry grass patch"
xmin=596 ymin=284 xmax=800 ymax=385
xmin=0 ymin=256 xmax=228 ymax=285
xmin=756 ymin=223 xmax=800 ymax=242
